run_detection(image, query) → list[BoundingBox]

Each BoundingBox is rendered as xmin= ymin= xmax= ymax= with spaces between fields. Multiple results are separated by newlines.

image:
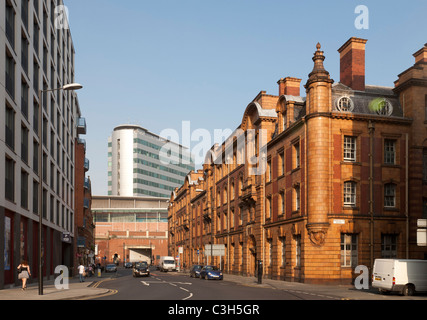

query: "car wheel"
xmin=402 ymin=284 xmax=415 ymax=296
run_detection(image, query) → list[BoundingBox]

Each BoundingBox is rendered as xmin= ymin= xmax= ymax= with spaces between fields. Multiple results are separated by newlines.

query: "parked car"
xmin=105 ymin=264 xmax=118 ymax=273
xmin=133 ymin=261 xmax=150 ymax=277
xmin=124 ymin=262 xmax=133 ymax=268
xmin=372 ymin=259 xmax=427 ymax=296
xmin=199 ymin=265 xmax=223 ymax=280
xmin=189 ymin=265 xmax=204 ymax=278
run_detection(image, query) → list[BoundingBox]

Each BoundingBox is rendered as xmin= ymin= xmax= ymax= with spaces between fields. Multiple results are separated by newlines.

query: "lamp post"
xmin=38 ymin=83 xmax=83 ymax=295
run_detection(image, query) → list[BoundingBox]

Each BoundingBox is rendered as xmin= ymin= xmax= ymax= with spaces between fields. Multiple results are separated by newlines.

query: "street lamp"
xmin=38 ymin=83 xmax=83 ymax=295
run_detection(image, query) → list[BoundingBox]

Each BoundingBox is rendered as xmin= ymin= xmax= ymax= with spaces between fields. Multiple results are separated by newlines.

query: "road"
xmin=89 ymin=266 xmax=427 ymax=302
xmin=91 ymin=266 xmax=339 ymax=301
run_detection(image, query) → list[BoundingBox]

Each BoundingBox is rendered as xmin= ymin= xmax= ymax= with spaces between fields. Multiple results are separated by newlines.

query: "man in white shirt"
xmin=78 ymin=264 xmax=86 ymax=282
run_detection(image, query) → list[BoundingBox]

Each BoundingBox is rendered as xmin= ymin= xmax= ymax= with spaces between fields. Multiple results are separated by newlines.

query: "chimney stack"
xmin=278 ymin=77 xmax=302 ymax=96
xmin=413 ymin=43 xmax=427 ymax=64
xmin=338 ymin=37 xmax=368 ymax=91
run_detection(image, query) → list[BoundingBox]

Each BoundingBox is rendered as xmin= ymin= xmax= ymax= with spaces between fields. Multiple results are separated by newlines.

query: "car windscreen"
xmin=164 ymin=260 xmax=175 ymax=264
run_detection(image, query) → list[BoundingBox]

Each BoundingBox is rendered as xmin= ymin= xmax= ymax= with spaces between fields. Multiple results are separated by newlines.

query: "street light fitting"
xmin=62 ymin=83 xmax=83 ymax=91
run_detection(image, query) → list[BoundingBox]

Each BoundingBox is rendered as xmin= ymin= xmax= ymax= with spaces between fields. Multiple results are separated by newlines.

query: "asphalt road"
xmin=92 ymin=267 xmax=339 ymax=301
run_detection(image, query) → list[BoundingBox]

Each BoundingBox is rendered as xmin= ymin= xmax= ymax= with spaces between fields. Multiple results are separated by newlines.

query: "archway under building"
xmin=128 ymin=247 xmax=153 ymax=264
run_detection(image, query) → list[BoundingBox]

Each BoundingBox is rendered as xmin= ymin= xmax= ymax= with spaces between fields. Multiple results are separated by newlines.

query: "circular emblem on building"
xmin=369 ymin=98 xmax=393 ymax=116
xmin=336 ymin=96 xmax=354 ymax=112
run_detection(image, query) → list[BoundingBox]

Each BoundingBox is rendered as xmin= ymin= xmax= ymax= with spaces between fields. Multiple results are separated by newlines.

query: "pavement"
xmin=0 ymin=275 xmax=112 ymax=300
xmin=1 ymin=269 xmax=426 ymax=300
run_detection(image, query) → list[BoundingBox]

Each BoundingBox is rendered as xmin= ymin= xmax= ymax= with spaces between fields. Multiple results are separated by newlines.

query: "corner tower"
xmin=304 ymin=43 xmax=334 ymax=250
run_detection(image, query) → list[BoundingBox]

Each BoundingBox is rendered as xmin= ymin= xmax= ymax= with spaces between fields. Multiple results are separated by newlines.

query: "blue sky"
xmin=64 ymin=0 xmax=427 ymax=195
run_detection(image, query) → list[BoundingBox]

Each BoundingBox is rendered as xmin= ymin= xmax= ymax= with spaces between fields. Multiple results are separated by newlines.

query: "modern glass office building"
xmin=108 ymin=125 xmax=194 ymax=198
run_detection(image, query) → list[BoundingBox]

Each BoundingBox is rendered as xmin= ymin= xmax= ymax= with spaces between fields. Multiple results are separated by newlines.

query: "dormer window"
xmin=337 ymin=96 xmax=354 ymax=112
xmin=375 ymin=98 xmax=393 ymax=116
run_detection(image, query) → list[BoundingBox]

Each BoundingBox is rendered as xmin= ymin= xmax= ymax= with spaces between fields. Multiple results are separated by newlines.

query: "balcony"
xmin=84 ymin=158 xmax=90 ymax=171
xmin=84 ymin=177 xmax=91 ymax=190
xmin=83 ymin=198 xmax=90 ymax=209
xmin=77 ymin=117 xmax=87 ymax=135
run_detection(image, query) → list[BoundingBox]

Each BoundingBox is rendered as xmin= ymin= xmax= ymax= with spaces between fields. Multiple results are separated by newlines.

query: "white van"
xmin=158 ymin=256 xmax=176 ymax=272
xmin=372 ymin=259 xmax=427 ymax=296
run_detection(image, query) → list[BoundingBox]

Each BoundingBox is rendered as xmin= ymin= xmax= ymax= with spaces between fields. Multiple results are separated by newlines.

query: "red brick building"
xmin=92 ymin=196 xmax=169 ymax=266
xmin=168 ymin=38 xmax=427 ymax=284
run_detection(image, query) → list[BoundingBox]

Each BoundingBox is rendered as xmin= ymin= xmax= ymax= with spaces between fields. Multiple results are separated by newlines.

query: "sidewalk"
xmin=217 ymin=272 xmax=427 ymax=300
xmin=0 ymin=276 xmax=111 ymax=300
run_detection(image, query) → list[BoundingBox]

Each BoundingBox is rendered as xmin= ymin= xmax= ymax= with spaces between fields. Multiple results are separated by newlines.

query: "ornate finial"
xmin=316 ymin=42 xmax=321 ymax=51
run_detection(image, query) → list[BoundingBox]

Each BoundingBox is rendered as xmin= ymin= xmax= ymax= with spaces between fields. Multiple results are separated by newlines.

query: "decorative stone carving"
xmin=306 ymin=223 xmax=330 ymax=247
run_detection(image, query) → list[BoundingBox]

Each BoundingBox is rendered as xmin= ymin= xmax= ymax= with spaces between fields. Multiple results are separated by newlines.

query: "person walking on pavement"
xmin=17 ymin=260 xmax=31 ymax=290
xmin=78 ymin=263 xmax=86 ymax=282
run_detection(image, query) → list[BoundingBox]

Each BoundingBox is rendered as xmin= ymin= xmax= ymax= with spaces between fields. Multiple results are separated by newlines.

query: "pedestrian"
xmin=78 ymin=263 xmax=85 ymax=282
xmin=17 ymin=260 xmax=31 ymax=290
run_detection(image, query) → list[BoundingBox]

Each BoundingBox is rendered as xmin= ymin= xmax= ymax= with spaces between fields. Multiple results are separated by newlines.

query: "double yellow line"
xmin=78 ymin=278 xmax=118 ymax=300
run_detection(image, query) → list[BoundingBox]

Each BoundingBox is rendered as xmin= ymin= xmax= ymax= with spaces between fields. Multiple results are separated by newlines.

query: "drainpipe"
xmin=406 ymin=133 xmax=409 ymax=259
xmin=368 ymin=121 xmax=375 ymax=270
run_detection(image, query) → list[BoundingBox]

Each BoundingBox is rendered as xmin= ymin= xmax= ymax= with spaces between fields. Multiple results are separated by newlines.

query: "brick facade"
xmin=92 ymin=196 xmax=169 ymax=266
xmin=168 ymin=38 xmax=427 ymax=284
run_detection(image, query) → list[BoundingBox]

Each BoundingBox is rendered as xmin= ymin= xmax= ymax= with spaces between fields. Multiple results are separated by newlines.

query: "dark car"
xmin=133 ymin=261 xmax=150 ymax=277
xmin=199 ymin=265 xmax=223 ymax=280
xmin=124 ymin=262 xmax=133 ymax=268
xmin=189 ymin=265 xmax=204 ymax=278
xmin=105 ymin=264 xmax=117 ymax=273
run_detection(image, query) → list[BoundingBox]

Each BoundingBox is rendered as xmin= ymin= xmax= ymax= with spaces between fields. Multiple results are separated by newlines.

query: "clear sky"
xmin=64 ymin=0 xmax=427 ymax=196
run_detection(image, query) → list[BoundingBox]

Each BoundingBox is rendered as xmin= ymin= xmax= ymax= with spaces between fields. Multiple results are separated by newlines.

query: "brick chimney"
xmin=278 ymin=77 xmax=302 ymax=96
xmin=413 ymin=43 xmax=427 ymax=64
xmin=338 ymin=37 xmax=368 ymax=91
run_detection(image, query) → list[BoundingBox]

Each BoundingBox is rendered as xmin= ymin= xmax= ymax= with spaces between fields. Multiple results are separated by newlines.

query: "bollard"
xmin=97 ymin=268 xmax=101 ymax=278
xmin=257 ymin=260 xmax=263 ymax=285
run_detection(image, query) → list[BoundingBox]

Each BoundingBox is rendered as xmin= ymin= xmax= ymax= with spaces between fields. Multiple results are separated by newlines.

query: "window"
xmin=295 ymin=235 xmax=301 ymax=267
xmin=21 ymin=125 xmax=28 ymax=163
xmin=343 ymin=181 xmax=356 ymax=207
xmin=425 ymin=95 xmax=427 ymax=121
xmin=423 ymin=149 xmax=427 ymax=183
xmin=384 ymin=183 xmax=396 ymax=208
xmin=21 ymin=36 xmax=29 ymax=76
xmin=279 ymin=151 xmax=285 ymax=176
xmin=21 ymin=81 xmax=29 ymax=118
xmin=5 ymin=157 xmax=15 ymax=202
xmin=381 ymin=234 xmax=397 ymax=258
xmin=341 ymin=234 xmax=358 ymax=267
xmin=266 ymin=196 xmax=272 ymax=219
xmin=268 ymin=239 xmax=273 ymax=267
xmin=384 ymin=139 xmax=396 ymax=165
xmin=21 ymin=171 xmax=28 ymax=209
xmin=33 ymin=180 xmax=39 ymax=215
xmin=337 ymin=96 xmax=354 ymax=112
xmin=294 ymin=186 xmax=300 ymax=212
xmin=423 ymin=198 xmax=427 ymax=219
xmin=267 ymin=159 xmax=272 ymax=182
xmin=280 ymin=191 xmax=285 ymax=215
xmin=5 ymin=106 xmax=15 ymax=150
xmin=281 ymin=237 xmax=286 ymax=268
xmin=5 ymin=2 xmax=15 ymax=48
xmin=5 ymin=52 xmax=15 ymax=99
xmin=293 ymin=142 xmax=300 ymax=169
xmin=282 ymin=112 xmax=287 ymax=131
xmin=343 ymin=136 xmax=356 ymax=162
xmin=375 ymin=99 xmax=393 ymax=116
